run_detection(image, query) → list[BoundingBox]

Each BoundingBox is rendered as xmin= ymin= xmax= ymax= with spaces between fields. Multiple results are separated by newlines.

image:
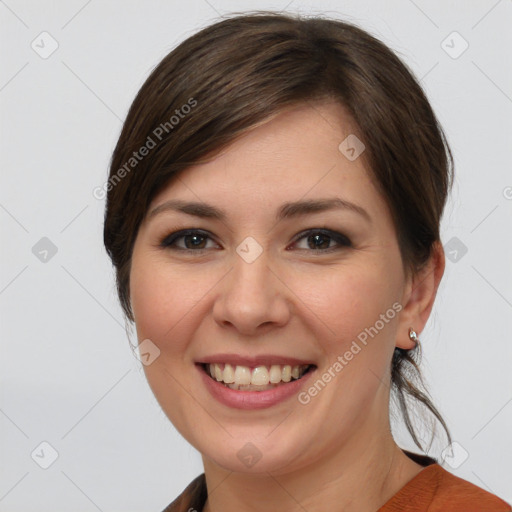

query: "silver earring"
xmin=409 ymin=327 xmax=419 ymax=345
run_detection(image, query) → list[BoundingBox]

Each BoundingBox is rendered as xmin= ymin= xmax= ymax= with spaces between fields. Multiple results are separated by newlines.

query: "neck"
xmin=201 ymin=417 xmax=424 ymax=512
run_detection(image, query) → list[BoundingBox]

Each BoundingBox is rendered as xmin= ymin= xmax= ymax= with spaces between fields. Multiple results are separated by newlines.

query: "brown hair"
xmin=103 ymin=11 xmax=453 ymax=452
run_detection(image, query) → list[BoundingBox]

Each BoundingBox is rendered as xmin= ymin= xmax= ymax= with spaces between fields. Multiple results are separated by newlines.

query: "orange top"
xmin=378 ymin=463 xmax=511 ymax=511
xmin=162 ymin=459 xmax=511 ymax=512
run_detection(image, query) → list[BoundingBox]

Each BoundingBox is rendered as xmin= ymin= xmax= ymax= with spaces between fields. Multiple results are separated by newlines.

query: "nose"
xmin=212 ymin=249 xmax=291 ymax=336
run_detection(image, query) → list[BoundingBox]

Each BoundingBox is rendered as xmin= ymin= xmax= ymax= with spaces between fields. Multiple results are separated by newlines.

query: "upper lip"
xmin=197 ymin=353 xmax=316 ymax=367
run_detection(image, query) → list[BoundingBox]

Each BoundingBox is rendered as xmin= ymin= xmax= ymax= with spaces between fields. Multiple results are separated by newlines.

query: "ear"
xmin=396 ymin=241 xmax=445 ymax=349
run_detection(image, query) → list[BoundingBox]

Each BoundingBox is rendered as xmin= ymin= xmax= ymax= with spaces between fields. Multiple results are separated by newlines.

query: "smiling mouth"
xmin=201 ymin=362 xmax=316 ymax=391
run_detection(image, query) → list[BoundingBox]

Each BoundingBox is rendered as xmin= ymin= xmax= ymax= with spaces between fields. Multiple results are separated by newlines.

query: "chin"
xmin=204 ymin=445 xmax=300 ymax=475
xmin=195 ymin=427 xmax=311 ymax=475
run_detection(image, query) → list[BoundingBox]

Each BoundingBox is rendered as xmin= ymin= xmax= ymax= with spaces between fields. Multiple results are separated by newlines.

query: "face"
xmin=130 ymin=101 xmax=413 ymax=475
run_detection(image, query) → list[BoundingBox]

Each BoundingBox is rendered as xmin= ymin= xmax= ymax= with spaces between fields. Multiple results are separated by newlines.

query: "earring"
xmin=409 ymin=327 xmax=419 ymax=345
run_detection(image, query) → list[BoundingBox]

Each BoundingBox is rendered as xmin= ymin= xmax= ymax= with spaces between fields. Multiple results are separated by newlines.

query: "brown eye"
xmin=160 ymin=230 xmax=219 ymax=251
xmin=292 ymin=229 xmax=352 ymax=252
xmin=307 ymin=233 xmax=331 ymax=250
xmin=183 ymin=233 xmax=208 ymax=249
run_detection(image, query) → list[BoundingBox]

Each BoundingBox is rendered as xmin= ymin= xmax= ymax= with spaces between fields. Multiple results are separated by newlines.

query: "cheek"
xmin=297 ymin=261 xmax=400 ymax=344
xmin=129 ymin=254 xmax=206 ymax=432
xmin=130 ymin=255 xmax=198 ymax=343
xmin=129 ymin=253 xmax=226 ymax=373
xmin=297 ymin=258 xmax=403 ymax=409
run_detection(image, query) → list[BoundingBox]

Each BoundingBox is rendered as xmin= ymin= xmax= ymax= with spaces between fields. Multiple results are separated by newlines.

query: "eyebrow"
xmin=148 ymin=197 xmax=371 ymax=223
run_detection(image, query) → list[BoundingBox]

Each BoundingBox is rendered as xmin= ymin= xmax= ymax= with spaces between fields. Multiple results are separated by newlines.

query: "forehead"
xmin=147 ymin=100 xmax=385 ymax=222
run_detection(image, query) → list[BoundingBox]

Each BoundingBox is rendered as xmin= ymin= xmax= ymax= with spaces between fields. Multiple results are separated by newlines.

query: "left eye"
xmin=291 ymin=229 xmax=352 ymax=251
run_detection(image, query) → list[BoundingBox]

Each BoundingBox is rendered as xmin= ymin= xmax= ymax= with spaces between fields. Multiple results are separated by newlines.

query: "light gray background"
xmin=1 ymin=1 xmax=511 ymax=510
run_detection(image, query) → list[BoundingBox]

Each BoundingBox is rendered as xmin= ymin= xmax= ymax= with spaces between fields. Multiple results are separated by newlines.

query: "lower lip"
xmin=197 ymin=364 xmax=316 ymax=410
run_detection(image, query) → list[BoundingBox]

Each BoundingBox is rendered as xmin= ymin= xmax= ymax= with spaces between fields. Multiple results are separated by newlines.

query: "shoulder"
xmin=161 ymin=473 xmax=207 ymax=512
xmin=380 ymin=463 xmax=511 ymax=512
xmin=430 ymin=465 xmax=511 ymax=511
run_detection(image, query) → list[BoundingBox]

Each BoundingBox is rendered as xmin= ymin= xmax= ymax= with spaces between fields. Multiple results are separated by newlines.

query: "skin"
xmin=130 ymin=100 xmax=445 ymax=512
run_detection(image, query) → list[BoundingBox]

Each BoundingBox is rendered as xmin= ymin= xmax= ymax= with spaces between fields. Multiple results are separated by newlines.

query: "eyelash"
xmin=158 ymin=228 xmax=352 ymax=253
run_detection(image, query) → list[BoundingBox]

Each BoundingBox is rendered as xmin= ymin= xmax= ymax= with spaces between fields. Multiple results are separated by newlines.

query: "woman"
xmin=103 ymin=12 xmax=511 ymax=511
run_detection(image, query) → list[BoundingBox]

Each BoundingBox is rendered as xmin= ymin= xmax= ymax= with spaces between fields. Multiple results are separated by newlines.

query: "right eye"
xmin=159 ymin=229 xmax=221 ymax=252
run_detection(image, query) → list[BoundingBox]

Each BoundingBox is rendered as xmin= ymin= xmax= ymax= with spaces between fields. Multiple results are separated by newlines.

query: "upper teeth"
xmin=206 ymin=363 xmax=310 ymax=386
